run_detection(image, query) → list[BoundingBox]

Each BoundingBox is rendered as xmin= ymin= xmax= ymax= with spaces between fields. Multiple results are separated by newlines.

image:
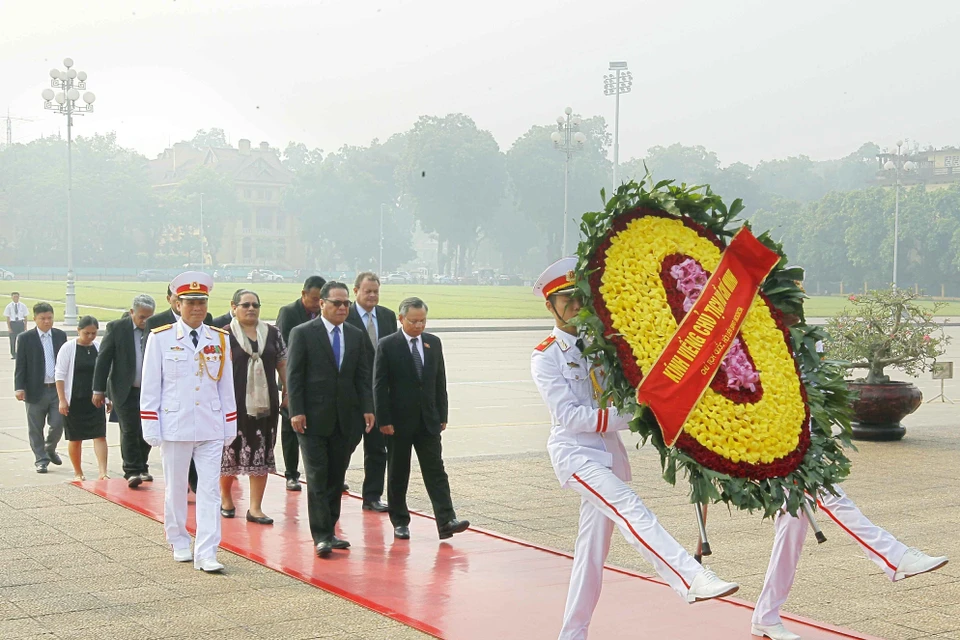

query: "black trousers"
xmin=279 ymin=408 xmax=300 ymax=481
xmin=347 ymin=422 xmax=387 ymax=502
xmin=386 ymin=424 xmax=455 ymax=530
xmin=298 ymin=429 xmax=351 ymax=544
xmin=115 ymin=387 xmax=151 ymax=478
xmin=8 ymin=320 xmax=24 ymax=358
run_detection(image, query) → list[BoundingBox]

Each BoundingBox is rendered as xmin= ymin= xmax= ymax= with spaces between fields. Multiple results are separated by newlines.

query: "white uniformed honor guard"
xmin=530 ymin=257 xmax=740 ymax=640
xmin=141 ymin=271 xmax=237 ymax=573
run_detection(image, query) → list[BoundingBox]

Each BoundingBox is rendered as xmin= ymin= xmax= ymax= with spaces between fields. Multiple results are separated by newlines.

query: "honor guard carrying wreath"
xmin=141 ymin=271 xmax=237 ymax=573
xmin=530 ymin=257 xmax=740 ymax=640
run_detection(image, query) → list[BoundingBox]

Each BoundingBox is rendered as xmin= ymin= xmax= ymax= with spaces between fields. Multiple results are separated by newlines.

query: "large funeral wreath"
xmin=573 ymin=177 xmax=854 ymax=517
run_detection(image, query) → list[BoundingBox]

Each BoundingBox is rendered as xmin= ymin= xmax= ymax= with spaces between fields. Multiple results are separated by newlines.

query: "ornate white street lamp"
xmin=604 ymin=61 xmax=632 ymax=189
xmin=41 ymin=58 xmax=96 ymax=326
xmin=883 ymin=141 xmax=916 ymax=289
xmin=551 ymin=107 xmax=586 ymax=257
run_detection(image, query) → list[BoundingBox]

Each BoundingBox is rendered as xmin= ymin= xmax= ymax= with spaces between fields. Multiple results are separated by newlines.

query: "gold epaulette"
xmin=150 ymin=324 xmax=173 ymax=334
xmin=534 ymin=335 xmax=557 ymax=352
xmin=209 ymin=325 xmax=230 ymax=335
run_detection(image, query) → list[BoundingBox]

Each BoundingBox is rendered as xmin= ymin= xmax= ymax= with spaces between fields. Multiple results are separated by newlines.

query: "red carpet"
xmin=75 ymin=478 xmax=878 ymax=640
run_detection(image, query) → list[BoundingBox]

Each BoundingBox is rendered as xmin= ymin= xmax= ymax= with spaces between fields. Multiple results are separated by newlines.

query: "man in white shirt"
xmin=4 ymin=292 xmax=28 ymax=360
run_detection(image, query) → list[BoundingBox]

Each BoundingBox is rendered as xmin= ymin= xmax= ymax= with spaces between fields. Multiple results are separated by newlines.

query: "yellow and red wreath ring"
xmin=588 ymin=207 xmax=810 ymax=480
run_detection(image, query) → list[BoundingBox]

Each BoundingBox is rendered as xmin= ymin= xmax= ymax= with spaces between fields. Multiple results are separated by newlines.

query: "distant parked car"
xmin=247 ymin=269 xmax=285 ymax=283
xmin=497 ymin=274 xmax=523 ymax=286
xmin=0 ymin=267 xmax=14 ymax=280
xmin=383 ymin=271 xmax=412 ymax=284
xmin=136 ymin=269 xmax=170 ymax=282
xmin=432 ymin=274 xmax=456 ymax=285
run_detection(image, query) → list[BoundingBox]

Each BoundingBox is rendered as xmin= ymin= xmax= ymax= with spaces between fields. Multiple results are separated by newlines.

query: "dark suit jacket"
xmin=345 ymin=304 xmax=398 ymax=355
xmin=276 ymin=298 xmax=313 ymax=345
xmin=211 ymin=311 xmax=233 ymax=329
xmin=373 ymin=331 xmax=448 ymax=436
xmin=286 ymin=319 xmax=373 ymax=442
xmin=14 ymin=328 xmax=68 ymax=404
xmin=142 ymin=308 xmax=214 ymax=349
xmin=92 ymin=317 xmax=142 ymax=406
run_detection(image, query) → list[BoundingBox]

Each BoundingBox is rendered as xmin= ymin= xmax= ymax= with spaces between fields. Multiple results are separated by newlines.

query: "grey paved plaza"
xmin=1 ymin=327 xmax=959 ymax=639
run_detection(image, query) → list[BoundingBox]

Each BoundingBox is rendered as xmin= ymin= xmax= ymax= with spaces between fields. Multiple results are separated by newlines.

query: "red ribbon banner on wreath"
xmin=636 ymin=228 xmax=781 ymax=447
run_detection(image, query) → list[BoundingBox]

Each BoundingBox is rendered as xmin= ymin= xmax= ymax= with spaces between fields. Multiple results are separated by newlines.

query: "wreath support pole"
xmin=694 ymin=503 xmax=711 ymax=561
xmin=801 ymin=499 xmax=827 ymax=544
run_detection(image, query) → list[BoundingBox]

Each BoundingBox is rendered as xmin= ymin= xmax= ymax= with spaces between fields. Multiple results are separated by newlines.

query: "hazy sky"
xmin=2 ymin=0 xmax=957 ymax=165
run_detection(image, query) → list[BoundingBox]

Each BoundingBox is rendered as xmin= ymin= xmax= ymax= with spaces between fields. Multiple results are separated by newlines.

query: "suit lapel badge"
xmin=423 ymin=342 xmax=431 ymax=349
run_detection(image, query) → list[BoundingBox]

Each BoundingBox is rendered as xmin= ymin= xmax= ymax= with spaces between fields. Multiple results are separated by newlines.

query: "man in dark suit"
xmin=345 ymin=271 xmax=398 ymax=513
xmin=144 ymin=284 xmax=214 ymax=492
xmin=14 ymin=302 xmax=67 ymax=473
xmin=373 ymin=296 xmax=469 ymax=541
xmin=93 ymin=294 xmax=156 ymax=488
xmin=287 ymin=281 xmax=374 ymax=558
xmin=275 ymin=275 xmax=326 ymax=491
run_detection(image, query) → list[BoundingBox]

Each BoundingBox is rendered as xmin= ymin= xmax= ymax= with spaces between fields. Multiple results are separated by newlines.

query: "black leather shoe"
xmin=330 ymin=536 xmax=351 ymax=550
xmin=127 ymin=475 xmax=143 ymax=489
xmin=316 ymin=540 xmax=332 ymax=557
xmin=394 ymin=526 xmax=410 ymax=540
xmin=246 ymin=511 xmax=274 ymax=525
xmin=438 ymin=519 xmax=470 ymax=540
xmin=286 ymin=478 xmax=301 ymax=491
xmin=35 ymin=463 xmax=48 ymax=474
xmin=48 ymin=451 xmax=63 ymax=466
xmin=362 ymin=500 xmax=389 ymax=512
xmin=342 ymin=482 xmax=349 ymax=492
xmin=140 ymin=473 xmax=153 ymax=482
xmin=220 ymin=507 xmax=236 ymax=518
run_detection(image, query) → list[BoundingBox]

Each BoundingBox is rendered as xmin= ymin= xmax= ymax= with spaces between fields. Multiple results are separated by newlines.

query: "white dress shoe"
xmin=172 ymin=548 xmax=193 ymax=563
xmin=195 ymin=557 xmax=225 ymax=573
xmin=752 ymin=622 xmax=801 ymax=640
xmin=895 ymin=547 xmax=948 ymax=580
xmin=685 ymin=567 xmax=739 ymax=603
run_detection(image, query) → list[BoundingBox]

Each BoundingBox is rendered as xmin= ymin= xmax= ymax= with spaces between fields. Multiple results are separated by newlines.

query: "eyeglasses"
xmin=238 ymin=302 xmax=261 ymax=309
xmin=323 ymin=299 xmax=351 ymax=308
xmin=404 ymin=319 xmax=427 ymax=326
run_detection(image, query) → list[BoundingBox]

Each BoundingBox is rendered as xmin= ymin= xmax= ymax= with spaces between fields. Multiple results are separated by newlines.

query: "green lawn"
xmin=0 ymin=281 xmax=550 ymax=321
xmin=2 ymin=280 xmax=958 ymax=322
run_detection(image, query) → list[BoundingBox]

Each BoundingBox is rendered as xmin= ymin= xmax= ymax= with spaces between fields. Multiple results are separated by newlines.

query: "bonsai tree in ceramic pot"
xmin=825 ymin=288 xmax=949 ymax=440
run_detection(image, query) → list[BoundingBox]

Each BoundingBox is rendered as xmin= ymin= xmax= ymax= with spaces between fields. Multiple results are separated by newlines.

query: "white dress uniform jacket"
xmin=531 ymin=327 xmax=632 ymax=487
xmin=140 ymin=320 xmax=237 ymax=444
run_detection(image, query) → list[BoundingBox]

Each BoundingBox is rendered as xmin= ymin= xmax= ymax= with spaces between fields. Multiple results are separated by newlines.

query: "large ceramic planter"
xmin=848 ymin=381 xmax=922 ymax=441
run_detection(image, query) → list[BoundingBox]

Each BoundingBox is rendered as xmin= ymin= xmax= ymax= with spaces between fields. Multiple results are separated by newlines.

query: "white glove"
xmin=144 ymin=437 xmax=161 ymax=448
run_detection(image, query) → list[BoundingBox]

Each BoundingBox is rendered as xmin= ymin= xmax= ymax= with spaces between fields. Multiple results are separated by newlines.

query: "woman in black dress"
xmin=220 ymin=290 xmax=287 ymax=524
xmin=55 ymin=316 xmax=107 ymax=481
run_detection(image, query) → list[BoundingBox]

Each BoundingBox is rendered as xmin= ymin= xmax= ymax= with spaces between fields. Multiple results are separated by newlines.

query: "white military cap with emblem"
xmin=170 ymin=271 xmax=213 ymax=300
xmin=533 ymin=256 xmax=579 ymax=299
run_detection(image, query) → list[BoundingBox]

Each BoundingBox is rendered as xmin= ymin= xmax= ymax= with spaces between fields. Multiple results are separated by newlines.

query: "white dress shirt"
xmin=401 ymin=328 xmax=425 ymax=363
xmin=3 ymin=301 xmax=27 ymax=322
xmin=359 ymin=306 xmax=378 ymax=342
xmin=320 ymin=316 xmax=345 ymax=369
xmin=38 ymin=328 xmax=56 ymax=383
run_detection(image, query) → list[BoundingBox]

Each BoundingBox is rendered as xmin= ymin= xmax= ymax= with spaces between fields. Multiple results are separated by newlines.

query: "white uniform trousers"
xmin=160 ymin=439 xmax=224 ymax=567
xmin=752 ymin=485 xmax=909 ymax=626
xmin=559 ymin=460 xmax=705 ymax=640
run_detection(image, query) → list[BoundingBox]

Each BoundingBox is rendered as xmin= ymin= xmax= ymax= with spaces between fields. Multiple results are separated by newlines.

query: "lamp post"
xmin=41 ymin=58 xmax=95 ymax=327
xmin=379 ymin=203 xmax=388 ymax=275
xmin=199 ymin=193 xmax=205 ymax=265
xmin=883 ymin=141 xmax=916 ymax=290
xmin=604 ymin=61 xmax=632 ymax=190
xmin=551 ymin=107 xmax=586 ymax=257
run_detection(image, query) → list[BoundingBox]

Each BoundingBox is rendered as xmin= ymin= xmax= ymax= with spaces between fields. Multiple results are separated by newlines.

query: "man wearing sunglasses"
xmin=286 ymin=281 xmax=375 ymax=558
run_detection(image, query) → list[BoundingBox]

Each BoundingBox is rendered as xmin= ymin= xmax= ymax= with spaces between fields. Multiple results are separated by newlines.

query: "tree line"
xmin=1 ymin=119 xmax=958 ymax=291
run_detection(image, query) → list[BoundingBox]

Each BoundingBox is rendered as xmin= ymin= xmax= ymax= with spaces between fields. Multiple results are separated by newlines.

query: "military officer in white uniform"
xmin=530 ymin=257 xmax=740 ymax=640
xmin=141 ymin=271 xmax=237 ymax=573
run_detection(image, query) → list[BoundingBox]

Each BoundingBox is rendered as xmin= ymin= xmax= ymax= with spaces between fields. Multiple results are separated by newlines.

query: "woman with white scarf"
xmin=220 ymin=290 xmax=287 ymax=524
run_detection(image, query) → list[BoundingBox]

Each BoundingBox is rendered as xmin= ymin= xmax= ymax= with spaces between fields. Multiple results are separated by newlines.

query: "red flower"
xmin=848 ymin=295 xmax=857 ymax=301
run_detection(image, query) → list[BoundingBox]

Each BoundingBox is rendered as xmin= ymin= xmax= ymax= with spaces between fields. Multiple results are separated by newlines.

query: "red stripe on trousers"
xmin=572 ymin=473 xmax=690 ymax=588
xmin=815 ymin=498 xmax=897 ymax=572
